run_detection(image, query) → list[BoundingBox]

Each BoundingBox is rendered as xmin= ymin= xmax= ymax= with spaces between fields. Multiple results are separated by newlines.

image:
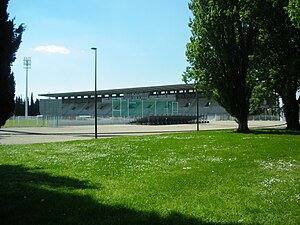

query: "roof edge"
xmin=39 ymin=83 xmax=195 ymax=98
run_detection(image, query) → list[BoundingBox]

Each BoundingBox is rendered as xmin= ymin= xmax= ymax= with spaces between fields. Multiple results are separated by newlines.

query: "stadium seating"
xmin=39 ymin=84 xmax=229 ymax=124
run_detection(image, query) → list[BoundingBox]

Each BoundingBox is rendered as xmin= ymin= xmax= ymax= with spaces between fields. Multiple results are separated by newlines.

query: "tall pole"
xmin=23 ymin=57 xmax=31 ymax=120
xmin=196 ymin=89 xmax=200 ymax=131
xmin=91 ymin=48 xmax=98 ymax=139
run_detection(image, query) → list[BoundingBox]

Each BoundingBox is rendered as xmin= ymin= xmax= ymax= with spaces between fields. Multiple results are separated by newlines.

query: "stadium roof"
xmin=39 ymin=83 xmax=195 ymax=98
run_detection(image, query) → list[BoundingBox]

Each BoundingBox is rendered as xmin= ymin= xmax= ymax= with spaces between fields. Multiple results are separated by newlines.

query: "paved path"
xmin=0 ymin=121 xmax=285 ymax=145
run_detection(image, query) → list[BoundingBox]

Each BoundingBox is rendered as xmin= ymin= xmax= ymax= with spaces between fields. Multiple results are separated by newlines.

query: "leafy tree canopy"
xmin=255 ymin=0 xmax=300 ymax=130
xmin=183 ymin=0 xmax=260 ymax=132
xmin=287 ymin=0 xmax=300 ymax=28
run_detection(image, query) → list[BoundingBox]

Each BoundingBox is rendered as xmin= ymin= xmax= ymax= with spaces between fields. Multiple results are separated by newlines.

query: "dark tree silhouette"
xmin=14 ymin=96 xmax=24 ymax=116
xmin=0 ymin=0 xmax=24 ymax=126
xmin=28 ymin=93 xmax=40 ymax=116
xmin=14 ymin=94 xmax=40 ymax=116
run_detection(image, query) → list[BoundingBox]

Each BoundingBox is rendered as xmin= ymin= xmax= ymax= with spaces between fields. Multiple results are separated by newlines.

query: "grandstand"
xmin=39 ymin=84 xmax=228 ymax=124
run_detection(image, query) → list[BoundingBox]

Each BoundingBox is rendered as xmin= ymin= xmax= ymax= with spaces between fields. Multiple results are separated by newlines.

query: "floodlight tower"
xmin=196 ymin=89 xmax=200 ymax=131
xmin=91 ymin=47 xmax=98 ymax=139
xmin=23 ymin=57 xmax=31 ymax=120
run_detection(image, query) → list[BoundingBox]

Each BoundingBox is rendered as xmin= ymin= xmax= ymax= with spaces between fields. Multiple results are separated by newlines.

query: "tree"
xmin=256 ymin=0 xmax=300 ymax=130
xmin=29 ymin=93 xmax=40 ymax=116
xmin=0 ymin=0 xmax=24 ymax=127
xmin=14 ymin=96 xmax=24 ymax=116
xmin=287 ymin=0 xmax=300 ymax=28
xmin=183 ymin=0 xmax=259 ymax=132
xmin=32 ymin=98 xmax=40 ymax=116
xmin=29 ymin=93 xmax=34 ymax=116
xmin=14 ymin=94 xmax=40 ymax=116
xmin=249 ymin=83 xmax=279 ymax=116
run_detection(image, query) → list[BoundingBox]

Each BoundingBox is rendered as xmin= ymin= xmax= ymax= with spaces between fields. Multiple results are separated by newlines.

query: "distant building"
xmin=39 ymin=84 xmax=227 ymax=119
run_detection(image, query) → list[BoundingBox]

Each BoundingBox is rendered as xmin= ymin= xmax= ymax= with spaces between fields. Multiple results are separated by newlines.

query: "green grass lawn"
xmin=4 ymin=118 xmax=46 ymax=128
xmin=0 ymin=129 xmax=299 ymax=225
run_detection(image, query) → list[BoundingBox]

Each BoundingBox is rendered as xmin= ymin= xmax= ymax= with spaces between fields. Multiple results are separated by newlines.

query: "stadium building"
xmin=39 ymin=84 xmax=228 ymax=124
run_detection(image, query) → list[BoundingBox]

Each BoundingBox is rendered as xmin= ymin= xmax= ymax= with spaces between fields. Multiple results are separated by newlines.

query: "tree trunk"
xmin=282 ymin=96 xmax=300 ymax=130
xmin=235 ymin=90 xmax=250 ymax=133
xmin=237 ymin=116 xmax=250 ymax=133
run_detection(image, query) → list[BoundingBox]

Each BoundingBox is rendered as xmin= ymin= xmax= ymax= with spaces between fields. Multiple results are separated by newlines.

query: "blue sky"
xmin=8 ymin=0 xmax=192 ymax=98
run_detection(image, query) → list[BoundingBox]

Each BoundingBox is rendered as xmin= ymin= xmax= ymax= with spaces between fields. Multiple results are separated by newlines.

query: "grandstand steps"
xmin=131 ymin=115 xmax=209 ymax=125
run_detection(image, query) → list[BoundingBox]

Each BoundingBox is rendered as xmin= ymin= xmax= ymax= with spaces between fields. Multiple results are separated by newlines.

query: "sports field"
xmin=0 ymin=121 xmax=285 ymax=145
xmin=0 ymin=127 xmax=299 ymax=225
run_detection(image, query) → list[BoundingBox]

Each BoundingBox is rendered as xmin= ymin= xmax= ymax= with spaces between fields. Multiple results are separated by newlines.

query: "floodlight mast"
xmin=196 ymin=89 xmax=199 ymax=131
xmin=23 ymin=57 xmax=31 ymax=120
xmin=91 ymin=47 xmax=98 ymax=139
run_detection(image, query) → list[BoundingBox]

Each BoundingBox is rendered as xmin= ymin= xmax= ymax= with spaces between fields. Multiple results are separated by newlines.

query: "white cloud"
xmin=34 ymin=45 xmax=70 ymax=54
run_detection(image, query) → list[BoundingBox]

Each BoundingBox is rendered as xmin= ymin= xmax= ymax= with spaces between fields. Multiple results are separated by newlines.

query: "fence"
xmin=3 ymin=114 xmax=282 ymax=128
xmin=207 ymin=114 xmax=281 ymax=121
xmin=3 ymin=116 xmax=137 ymax=128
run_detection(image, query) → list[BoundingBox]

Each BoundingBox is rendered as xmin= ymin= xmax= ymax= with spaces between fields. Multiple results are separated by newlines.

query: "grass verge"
xmin=0 ymin=129 xmax=299 ymax=225
xmin=4 ymin=118 xmax=46 ymax=128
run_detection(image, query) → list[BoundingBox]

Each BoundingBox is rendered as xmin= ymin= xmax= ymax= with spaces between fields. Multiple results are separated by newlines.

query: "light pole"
xmin=91 ymin=47 xmax=98 ymax=139
xmin=196 ymin=89 xmax=200 ymax=131
xmin=23 ymin=57 xmax=31 ymax=120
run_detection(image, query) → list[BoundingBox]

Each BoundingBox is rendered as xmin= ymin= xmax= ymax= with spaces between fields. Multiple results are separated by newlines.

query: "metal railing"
xmin=4 ymin=114 xmax=281 ymax=128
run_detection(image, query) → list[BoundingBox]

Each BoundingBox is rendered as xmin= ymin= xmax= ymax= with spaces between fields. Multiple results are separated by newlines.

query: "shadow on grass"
xmin=0 ymin=165 xmax=254 ymax=225
xmin=249 ymin=128 xmax=300 ymax=136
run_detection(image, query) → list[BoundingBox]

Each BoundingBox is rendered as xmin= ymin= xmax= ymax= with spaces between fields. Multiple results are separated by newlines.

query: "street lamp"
xmin=23 ymin=57 xmax=31 ymax=120
xmin=196 ymin=89 xmax=200 ymax=131
xmin=91 ymin=47 xmax=98 ymax=139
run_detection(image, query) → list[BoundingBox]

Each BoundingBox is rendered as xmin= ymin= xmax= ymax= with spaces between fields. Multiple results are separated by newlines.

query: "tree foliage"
xmin=183 ymin=0 xmax=259 ymax=132
xmin=287 ymin=0 xmax=300 ymax=28
xmin=0 ymin=0 xmax=24 ymax=127
xmin=184 ymin=0 xmax=300 ymax=131
xmin=255 ymin=0 xmax=300 ymax=130
xmin=14 ymin=94 xmax=40 ymax=116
